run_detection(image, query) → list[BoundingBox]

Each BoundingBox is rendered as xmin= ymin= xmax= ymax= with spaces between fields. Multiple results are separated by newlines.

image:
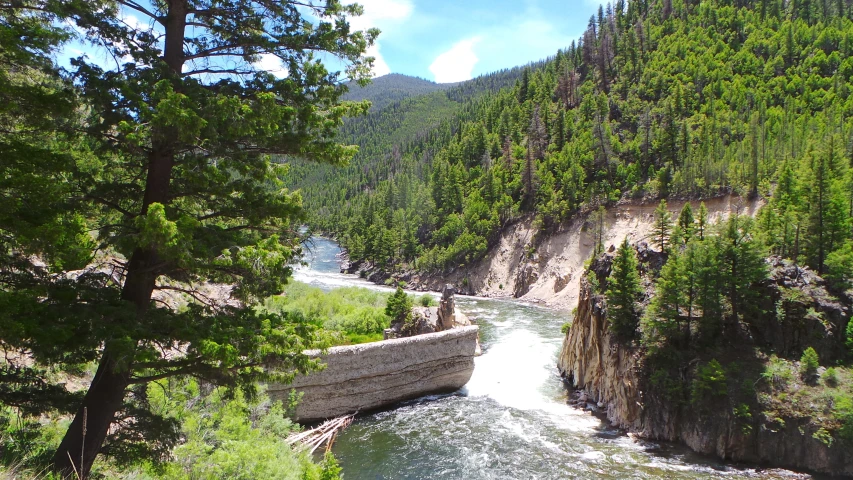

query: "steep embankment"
xmin=400 ymin=194 xmax=762 ymax=310
xmin=557 ymin=250 xmax=853 ymax=477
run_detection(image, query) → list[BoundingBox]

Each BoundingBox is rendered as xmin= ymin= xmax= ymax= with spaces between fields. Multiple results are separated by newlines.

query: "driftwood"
xmin=286 ymin=413 xmax=355 ymax=454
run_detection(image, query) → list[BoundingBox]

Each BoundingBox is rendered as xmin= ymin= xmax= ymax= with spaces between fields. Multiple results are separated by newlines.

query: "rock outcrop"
xmin=558 ymin=251 xmax=853 ymax=477
xmin=384 ymin=285 xmax=469 ymax=339
xmin=270 ymin=325 xmax=479 ymax=422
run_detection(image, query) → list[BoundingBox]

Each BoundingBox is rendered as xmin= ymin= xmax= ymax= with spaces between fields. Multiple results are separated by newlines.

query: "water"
xmin=296 ymin=237 xmax=808 ymax=480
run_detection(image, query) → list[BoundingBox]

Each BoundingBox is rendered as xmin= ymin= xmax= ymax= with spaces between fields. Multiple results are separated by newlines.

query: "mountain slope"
xmin=343 ymin=74 xmax=453 ymax=112
xmin=306 ymin=0 xmax=853 ymax=284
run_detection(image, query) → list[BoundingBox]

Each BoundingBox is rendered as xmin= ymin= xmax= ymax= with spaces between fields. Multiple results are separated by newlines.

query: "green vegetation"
xmin=606 ymin=238 xmax=643 ymax=340
xmin=643 ymin=214 xmax=767 ymax=347
xmin=0 ymin=0 xmax=373 ymax=476
xmin=652 ymin=200 xmax=673 ymax=251
xmin=691 ymin=359 xmax=728 ymax=404
xmin=800 ymin=347 xmax=821 ymax=380
xmin=0 ymin=379 xmax=341 ymax=479
xmin=299 ymin=0 xmax=853 ymax=279
xmin=824 ymin=367 xmax=839 ymax=387
xmin=343 ymin=74 xmax=453 ymax=112
xmin=385 ymin=287 xmax=415 ymax=333
xmin=420 ymin=294 xmax=437 ymax=307
xmin=265 ymin=283 xmax=391 ymax=345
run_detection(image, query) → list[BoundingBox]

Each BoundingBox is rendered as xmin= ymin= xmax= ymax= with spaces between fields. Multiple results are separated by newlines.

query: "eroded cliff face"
xmin=557 ymin=275 xmax=644 ymax=431
xmin=557 ymin=256 xmax=853 ymax=477
xmin=381 ymin=194 xmax=764 ymax=310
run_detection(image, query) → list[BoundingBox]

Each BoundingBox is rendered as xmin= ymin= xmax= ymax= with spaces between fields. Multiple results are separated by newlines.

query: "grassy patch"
xmin=264 ymin=282 xmax=391 ymax=345
xmin=757 ymin=355 xmax=853 ymax=445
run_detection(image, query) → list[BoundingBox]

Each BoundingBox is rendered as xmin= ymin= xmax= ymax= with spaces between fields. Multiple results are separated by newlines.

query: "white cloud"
xmin=366 ymin=44 xmax=390 ymax=77
xmin=346 ymin=0 xmax=413 ymax=77
xmin=254 ymin=53 xmax=289 ymax=78
xmin=429 ymin=37 xmax=481 ymax=83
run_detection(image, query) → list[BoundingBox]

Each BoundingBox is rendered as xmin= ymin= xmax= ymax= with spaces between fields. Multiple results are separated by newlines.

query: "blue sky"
xmin=355 ymin=0 xmax=599 ymax=82
xmin=57 ymin=0 xmax=601 ymax=84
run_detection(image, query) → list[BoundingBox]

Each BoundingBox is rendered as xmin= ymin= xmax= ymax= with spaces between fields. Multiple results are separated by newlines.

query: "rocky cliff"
xmin=558 ymin=252 xmax=853 ymax=477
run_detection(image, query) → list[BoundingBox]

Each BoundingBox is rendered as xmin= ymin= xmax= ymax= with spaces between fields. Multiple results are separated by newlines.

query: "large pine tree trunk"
xmin=53 ymin=150 xmax=175 ymax=476
xmin=52 ymin=349 xmax=132 ymax=478
xmin=52 ymin=0 xmax=186 ymax=472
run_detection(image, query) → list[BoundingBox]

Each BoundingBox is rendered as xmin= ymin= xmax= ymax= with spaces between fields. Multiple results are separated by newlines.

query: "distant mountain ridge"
xmin=343 ymin=74 xmax=454 ymax=111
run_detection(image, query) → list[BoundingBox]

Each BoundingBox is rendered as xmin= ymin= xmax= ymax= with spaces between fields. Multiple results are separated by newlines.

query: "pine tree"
xmin=719 ymin=215 xmax=768 ymax=332
xmin=0 ymin=2 xmax=375 ymax=475
xmin=653 ymin=200 xmax=673 ymax=250
xmin=385 ymin=286 xmax=413 ymax=329
xmin=645 ymin=253 xmax=685 ymax=344
xmin=697 ymin=202 xmax=709 ymax=240
xmin=805 ymin=142 xmax=851 ymax=274
xmin=606 ymin=238 xmax=644 ymax=340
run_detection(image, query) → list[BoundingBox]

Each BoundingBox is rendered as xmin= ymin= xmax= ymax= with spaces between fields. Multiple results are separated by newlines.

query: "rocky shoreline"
xmin=558 ymin=250 xmax=853 ymax=477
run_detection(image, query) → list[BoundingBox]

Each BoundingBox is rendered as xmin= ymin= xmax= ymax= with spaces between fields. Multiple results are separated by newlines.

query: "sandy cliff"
xmin=404 ymin=194 xmax=762 ymax=311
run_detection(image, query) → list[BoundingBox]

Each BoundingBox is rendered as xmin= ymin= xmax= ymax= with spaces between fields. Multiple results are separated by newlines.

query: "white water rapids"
xmin=294 ymin=237 xmax=809 ymax=480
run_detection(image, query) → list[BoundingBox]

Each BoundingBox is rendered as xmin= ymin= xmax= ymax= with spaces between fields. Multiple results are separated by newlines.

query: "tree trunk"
xmin=52 ymin=0 xmax=188 ymax=473
xmin=52 ymin=348 xmax=132 ymax=478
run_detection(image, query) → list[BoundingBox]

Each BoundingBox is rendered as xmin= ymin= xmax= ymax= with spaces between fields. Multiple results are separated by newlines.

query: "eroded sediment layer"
xmin=269 ymin=326 xmax=479 ymax=422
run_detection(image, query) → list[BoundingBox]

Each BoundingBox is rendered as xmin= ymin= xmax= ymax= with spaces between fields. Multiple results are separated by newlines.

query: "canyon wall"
xmin=402 ymin=194 xmax=762 ymax=310
xmin=557 ymin=255 xmax=853 ymax=477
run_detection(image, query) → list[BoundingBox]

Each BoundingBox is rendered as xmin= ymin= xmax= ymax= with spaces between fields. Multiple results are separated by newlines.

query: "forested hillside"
xmin=342 ymin=73 xmax=453 ymax=111
xmin=302 ymin=0 xmax=853 ymax=281
xmin=285 ymin=62 xmax=548 ymax=219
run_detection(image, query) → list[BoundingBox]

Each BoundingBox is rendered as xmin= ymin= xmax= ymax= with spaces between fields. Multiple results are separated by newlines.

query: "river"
xmin=294 ymin=237 xmax=806 ymax=480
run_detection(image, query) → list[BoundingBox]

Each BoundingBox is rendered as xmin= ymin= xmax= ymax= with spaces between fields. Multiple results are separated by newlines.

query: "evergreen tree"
xmin=644 ymin=253 xmax=685 ymax=344
xmin=0 ymin=2 xmax=374 ymax=476
xmin=697 ymin=202 xmax=709 ymax=240
xmin=653 ymin=200 xmax=673 ymax=250
xmin=677 ymin=203 xmax=695 ymax=242
xmin=606 ymin=238 xmax=644 ymax=340
xmin=385 ymin=286 xmax=413 ymax=328
xmin=718 ymin=215 xmax=768 ymax=332
xmin=804 ymin=142 xmax=850 ymax=274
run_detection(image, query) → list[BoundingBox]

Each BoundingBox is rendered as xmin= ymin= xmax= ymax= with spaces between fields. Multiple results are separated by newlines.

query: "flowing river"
xmin=294 ymin=237 xmax=807 ymax=480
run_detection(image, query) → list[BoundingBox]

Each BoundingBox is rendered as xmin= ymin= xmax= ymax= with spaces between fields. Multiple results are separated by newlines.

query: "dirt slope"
xmin=407 ymin=194 xmax=763 ymax=312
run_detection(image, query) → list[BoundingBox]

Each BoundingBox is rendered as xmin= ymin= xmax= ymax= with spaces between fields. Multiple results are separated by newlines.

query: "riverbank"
xmin=345 ymin=194 xmax=763 ymax=312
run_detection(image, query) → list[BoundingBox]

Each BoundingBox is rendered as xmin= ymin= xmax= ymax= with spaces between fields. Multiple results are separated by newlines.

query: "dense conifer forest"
xmin=295 ymin=0 xmax=853 ymax=280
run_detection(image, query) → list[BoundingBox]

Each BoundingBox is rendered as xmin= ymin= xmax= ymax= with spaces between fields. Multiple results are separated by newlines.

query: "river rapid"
xmin=294 ymin=237 xmax=808 ymax=480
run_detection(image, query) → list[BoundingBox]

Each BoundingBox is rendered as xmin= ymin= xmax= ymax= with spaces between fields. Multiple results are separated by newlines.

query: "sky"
xmin=354 ymin=0 xmax=599 ymax=82
xmin=56 ymin=0 xmax=602 ymax=85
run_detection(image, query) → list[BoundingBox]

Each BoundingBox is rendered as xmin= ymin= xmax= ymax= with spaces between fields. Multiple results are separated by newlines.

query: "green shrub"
xmin=836 ymin=395 xmax=853 ymax=442
xmin=264 ymin=282 xmax=390 ymax=345
xmin=733 ymin=403 xmax=753 ymax=434
xmin=691 ymin=359 xmax=727 ymax=404
xmin=650 ymin=369 xmax=686 ymax=403
xmin=846 ymin=320 xmax=853 ymax=356
xmin=813 ymin=427 xmax=834 ymax=447
xmin=419 ymin=294 xmax=436 ymax=307
xmin=762 ymin=355 xmax=794 ymax=389
xmin=823 ymin=367 xmax=839 ymax=387
xmin=561 ymin=322 xmax=571 ymax=334
xmin=800 ymin=347 xmax=820 ymax=380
